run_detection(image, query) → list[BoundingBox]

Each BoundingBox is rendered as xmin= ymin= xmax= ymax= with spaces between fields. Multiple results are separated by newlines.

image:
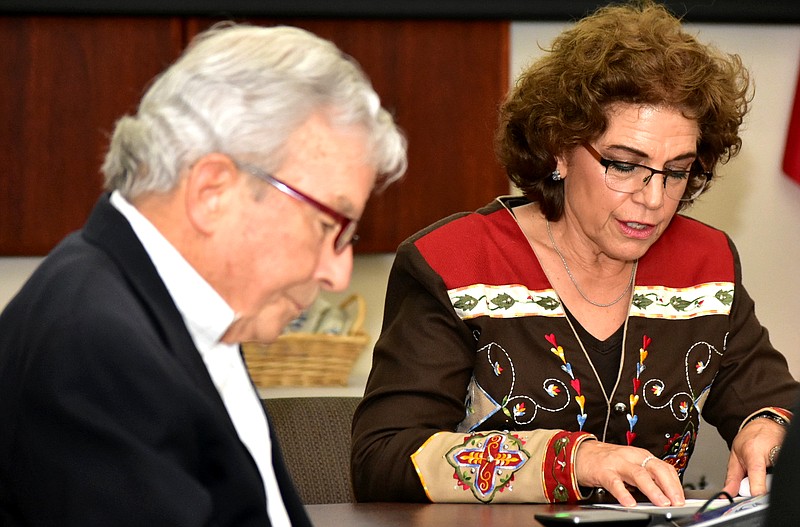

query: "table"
xmin=306 ymin=491 xmax=722 ymax=526
xmin=306 ymin=502 xmax=582 ymax=527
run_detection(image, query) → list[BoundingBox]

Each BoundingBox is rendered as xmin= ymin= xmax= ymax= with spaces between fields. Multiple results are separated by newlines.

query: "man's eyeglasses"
xmin=239 ymin=163 xmax=359 ymax=254
xmin=582 ymin=143 xmax=711 ymax=201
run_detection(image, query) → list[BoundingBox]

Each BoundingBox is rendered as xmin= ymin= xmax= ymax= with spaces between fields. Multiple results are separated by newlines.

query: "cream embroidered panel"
xmin=448 ymin=282 xmax=733 ymax=320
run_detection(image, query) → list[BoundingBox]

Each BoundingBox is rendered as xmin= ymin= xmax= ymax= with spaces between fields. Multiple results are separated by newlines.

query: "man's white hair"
xmin=102 ymin=23 xmax=407 ymax=200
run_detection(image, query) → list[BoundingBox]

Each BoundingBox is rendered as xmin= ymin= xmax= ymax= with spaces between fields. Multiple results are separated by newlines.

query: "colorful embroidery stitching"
xmin=460 ymin=342 xmax=570 ymax=431
xmin=642 ymin=340 xmax=723 ymax=420
xmin=551 ymin=435 xmax=570 ymax=502
xmin=448 ymin=284 xmax=562 ymax=320
xmin=543 ymin=431 xmax=590 ymax=502
xmin=663 ymin=425 xmax=696 ymax=477
xmin=631 ymin=283 xmax=734 ymax=319
xmin=446 ymin=432 xmax=529 ymax=502
xmin=626 ymin=335 xmax=652 ymax=445
xmin=545 ymin=334 xmax=587 ymax=431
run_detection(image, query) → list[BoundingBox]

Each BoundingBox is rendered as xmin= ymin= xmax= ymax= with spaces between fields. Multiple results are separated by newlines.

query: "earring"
xmin=550 ymin=169 xmax=562 ymax=181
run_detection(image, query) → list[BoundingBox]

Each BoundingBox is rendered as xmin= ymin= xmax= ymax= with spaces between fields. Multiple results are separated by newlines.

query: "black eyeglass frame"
xmin=582 ymin=143 xmax=712 ymax=202
xmin=238 ymin=163 xmax=359 ymax=254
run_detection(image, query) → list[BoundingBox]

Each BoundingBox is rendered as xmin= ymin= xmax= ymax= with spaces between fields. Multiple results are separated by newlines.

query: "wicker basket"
xmin=242 ymin=294 xmax=368 ymax=387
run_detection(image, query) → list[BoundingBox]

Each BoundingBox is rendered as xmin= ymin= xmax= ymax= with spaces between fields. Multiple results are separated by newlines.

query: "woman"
xmin=351 ymin=1 xmax=798 ymax=507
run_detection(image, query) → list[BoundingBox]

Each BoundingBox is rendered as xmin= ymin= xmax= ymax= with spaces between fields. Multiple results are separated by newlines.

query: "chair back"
xmin=262 ymin=396 xmax=361 ymax=504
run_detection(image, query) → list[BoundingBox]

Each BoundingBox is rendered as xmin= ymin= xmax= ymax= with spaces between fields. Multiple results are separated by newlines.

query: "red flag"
xmin=784 ymin=63 xmax=800 ymax=184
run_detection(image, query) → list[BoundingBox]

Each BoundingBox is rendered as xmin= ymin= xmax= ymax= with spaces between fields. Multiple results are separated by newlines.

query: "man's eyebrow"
xmin=332 ymin=195 xmax=358 ymax=218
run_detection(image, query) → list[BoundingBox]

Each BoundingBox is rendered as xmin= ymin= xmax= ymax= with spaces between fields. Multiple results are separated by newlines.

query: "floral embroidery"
xmin=551 ymin=436 xmax=570 ymax=502
xmin=453 ymin=291 xmax=560 ymax=313
xmin=642 ymin=340 xmax=723 ymax=421
xmin=446 ymin=432 xmax=530 ymax=503
xmin=448 ymin=284 xmax=563 ymax=320
xmin=545 ymin=384 xmax=561 ymax=397
xmin=459 ymin=318 xmax=726 ymax=460
xmin=545 ymin=334 xmax=587 ymax=431
xmin=630 ymin=283 xmax=733 ymax=319
xmin=715 ymin=289 xmax=733 ymax=305
xmin=663 ymin=425 xmax=697 ymax=477
xmin=633 ymin=293 xmax=703 ymax=311
xmin=459 ymin=342 xmax=570 ymax=431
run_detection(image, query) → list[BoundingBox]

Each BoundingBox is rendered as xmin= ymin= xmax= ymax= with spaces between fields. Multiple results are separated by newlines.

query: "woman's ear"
xmin=554 ymin=154 xmax=568 ymax=180
xmin=184 ymin=153 xmax=240 ymax=235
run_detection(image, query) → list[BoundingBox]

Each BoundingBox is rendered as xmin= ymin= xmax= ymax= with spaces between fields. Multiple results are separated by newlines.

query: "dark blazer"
xmin=0 ymin=194 xmax=311 ymax=526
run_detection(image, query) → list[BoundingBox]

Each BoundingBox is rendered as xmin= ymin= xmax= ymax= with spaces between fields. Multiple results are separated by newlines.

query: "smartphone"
xmin=535 ymin=509 xmax=652 ymax=526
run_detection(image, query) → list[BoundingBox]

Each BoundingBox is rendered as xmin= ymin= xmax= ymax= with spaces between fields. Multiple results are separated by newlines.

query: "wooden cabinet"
xmin=0 ymin=16 xmax=185 ymax=255
xmin=0 ymin=16 xmax=509 ymax=255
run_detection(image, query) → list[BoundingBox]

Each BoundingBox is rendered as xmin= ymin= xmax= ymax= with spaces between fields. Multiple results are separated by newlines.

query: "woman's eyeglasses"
xmin=583 ymin=143 xmax=711 ymax=201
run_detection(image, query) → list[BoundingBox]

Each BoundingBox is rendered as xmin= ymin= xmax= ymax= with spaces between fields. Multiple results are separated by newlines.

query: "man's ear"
xmin=184 ymin=153 xmax=240 ymax=235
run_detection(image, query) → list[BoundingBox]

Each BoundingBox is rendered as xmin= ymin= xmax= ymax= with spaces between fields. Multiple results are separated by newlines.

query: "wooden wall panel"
xmin=0 ymin=17 xmax=185 ymax=255
xmin=1 ymin=17 xmax=509 ymax=255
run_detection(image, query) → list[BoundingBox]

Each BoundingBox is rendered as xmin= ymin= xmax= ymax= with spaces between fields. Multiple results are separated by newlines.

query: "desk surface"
xmin=306 ymin=502 xmax=581 ymax=527
xmin=306 ymin=491 xmax=722 ymax=527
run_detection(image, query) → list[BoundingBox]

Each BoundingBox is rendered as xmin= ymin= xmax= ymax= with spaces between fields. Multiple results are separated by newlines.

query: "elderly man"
xmin=0 ymin=23 xmax=406 ymax=526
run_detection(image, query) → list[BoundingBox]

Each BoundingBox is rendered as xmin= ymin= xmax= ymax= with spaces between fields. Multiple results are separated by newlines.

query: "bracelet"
xmin=744 ymin=411 xmax=789 ymax=428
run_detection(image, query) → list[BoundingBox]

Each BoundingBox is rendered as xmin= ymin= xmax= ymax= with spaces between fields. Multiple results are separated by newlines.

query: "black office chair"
xmin=262 ymin=396 xmax=361 ymax=504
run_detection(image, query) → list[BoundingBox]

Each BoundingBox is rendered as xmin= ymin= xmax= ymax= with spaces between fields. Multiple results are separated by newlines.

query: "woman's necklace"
xmin=545 ymin=219 xmax=637 ymax=308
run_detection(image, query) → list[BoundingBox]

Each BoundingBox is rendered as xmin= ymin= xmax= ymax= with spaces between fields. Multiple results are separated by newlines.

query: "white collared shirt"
xmin=110 ymin=191 xmax=291 ymax=526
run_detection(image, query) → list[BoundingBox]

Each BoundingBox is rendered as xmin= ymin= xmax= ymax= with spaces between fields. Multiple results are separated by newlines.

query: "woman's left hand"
xmin=722 ymin=417 xmax=787 ymax=497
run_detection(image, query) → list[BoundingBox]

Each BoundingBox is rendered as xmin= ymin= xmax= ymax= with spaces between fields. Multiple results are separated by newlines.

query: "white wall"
xmin=2 ymin=19 xmax=798 ymax=489
xmin=0 ymin=258 xmax=42 ymax=305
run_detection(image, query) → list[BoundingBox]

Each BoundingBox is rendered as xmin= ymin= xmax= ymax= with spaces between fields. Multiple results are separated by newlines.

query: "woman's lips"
xmin=618 ymin=219 xmax=656 ymax=239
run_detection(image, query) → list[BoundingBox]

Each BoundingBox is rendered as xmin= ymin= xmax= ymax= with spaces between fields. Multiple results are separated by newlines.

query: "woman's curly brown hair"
xmin=496 ymin=0 xmax=752 ymax=219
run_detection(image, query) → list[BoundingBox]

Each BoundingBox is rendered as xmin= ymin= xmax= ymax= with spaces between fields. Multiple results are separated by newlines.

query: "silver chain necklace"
xmin=545 ymin=219 xmax=637 ymax=308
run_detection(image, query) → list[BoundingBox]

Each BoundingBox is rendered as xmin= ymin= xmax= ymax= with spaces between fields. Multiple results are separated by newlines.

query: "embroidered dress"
xmin=351 ymin=196 xmax=798 ymax=504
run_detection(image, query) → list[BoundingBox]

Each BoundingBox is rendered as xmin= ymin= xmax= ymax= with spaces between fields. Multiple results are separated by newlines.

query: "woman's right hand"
xmin=574 ymin=440 xmax=686 ymax=507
